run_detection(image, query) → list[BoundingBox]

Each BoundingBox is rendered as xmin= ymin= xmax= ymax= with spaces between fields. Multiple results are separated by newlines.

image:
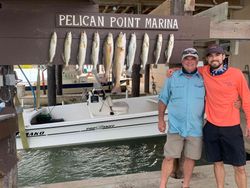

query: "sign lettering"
xmin=56 ymin=14 xmax=179 ymax=30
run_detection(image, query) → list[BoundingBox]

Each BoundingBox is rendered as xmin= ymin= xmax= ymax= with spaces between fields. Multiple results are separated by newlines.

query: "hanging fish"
xmin=62 ymin=32 xmax=72 ymax=67
xmin=48 ymin=32 xmax=57 ymax=64
xmin=102 ymin=32 xmax=114 ymax=83
xmin=126 ymin=33 xmax=136 ymax=77
xmin=91 ymin=32 xmax=100 ymax=72
xmin=112 ymin=32 xmax=126 ymax=94
xmin=77 ymin=31 xmax=87 ymax=74
xmin=153 ymin=34 xmax=163 ymax=68
xmin=140 ymin=33 xmax=150 ymax=74
xmin=165 ymin=34 xmax=174 ymax=65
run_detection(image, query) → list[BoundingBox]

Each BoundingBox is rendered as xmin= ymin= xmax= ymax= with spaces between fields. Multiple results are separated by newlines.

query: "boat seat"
xmin=112 ymin=101 xmax=129 ymax=115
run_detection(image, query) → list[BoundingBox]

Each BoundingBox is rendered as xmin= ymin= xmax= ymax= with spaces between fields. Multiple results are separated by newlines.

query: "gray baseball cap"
xmin=181 ymin=48 xmax=199 ymax=61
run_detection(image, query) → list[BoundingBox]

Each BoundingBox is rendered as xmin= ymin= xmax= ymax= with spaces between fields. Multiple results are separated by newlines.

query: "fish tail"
xmin=99 ymin=76 xmax=108 ymax=84
xmin=126 ymin=70 xmax=132 ymax=77
xmin=153 ymin=64 xmax=158 ymax=69
xmin=111 ymin=86 xmax=121 ymax=94
xmin=48 ymin=57 xmax=53 ymax=63
xmin=140 ymin=68 xmax=145 ymax=75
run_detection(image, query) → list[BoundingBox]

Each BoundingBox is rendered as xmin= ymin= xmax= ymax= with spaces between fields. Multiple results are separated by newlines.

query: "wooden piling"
xmin=131 ymin=64 xmax=141 ymax=97
xmin=47 ymin=65 xmax=56 ymax=106
xmin=144 ymin=64 xmax=150 ymax=94
xmin=56 ymin=65 xmax=63 ymax=96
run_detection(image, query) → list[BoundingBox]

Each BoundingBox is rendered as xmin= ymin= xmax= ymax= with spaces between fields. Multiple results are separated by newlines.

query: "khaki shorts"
xmin=164 ymin=133 xmax=202 ymax=160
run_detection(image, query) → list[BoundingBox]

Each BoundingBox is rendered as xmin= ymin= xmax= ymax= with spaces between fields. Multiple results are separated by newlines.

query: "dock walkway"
xmin=23 ymin=161 xmax=250 ymax=188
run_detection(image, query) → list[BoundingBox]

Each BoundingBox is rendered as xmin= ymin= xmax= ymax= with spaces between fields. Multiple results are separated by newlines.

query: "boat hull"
xmin=16 ymin=112 xmax=167 ymax=149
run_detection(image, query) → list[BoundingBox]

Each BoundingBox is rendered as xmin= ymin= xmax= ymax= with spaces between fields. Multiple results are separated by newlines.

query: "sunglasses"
xmin=182 ymin=49 xmax=198 ymax=55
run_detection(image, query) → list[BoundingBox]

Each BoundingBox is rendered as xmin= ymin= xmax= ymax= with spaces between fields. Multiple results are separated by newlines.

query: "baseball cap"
xmin=206 ymin=44 xmax=224 ymax=55
xmin=181 ymin=48 xmax=199 ymax=61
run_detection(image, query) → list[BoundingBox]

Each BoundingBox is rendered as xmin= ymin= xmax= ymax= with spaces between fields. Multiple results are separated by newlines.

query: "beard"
xmin=209 ymin=61 xmax=223 ymax=70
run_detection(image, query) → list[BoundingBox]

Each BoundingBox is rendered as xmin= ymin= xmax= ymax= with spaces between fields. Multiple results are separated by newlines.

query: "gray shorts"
xmin=164 ymin=133 xmax=203 ymax=160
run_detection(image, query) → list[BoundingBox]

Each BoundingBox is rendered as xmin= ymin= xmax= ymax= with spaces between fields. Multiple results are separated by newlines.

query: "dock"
xmin=23 ymin=161 xmax=250 ymax=188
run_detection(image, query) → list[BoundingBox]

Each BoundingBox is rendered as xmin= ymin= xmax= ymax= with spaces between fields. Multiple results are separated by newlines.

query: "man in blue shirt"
xmin=158 ymin=48 xmax=205 ymax=188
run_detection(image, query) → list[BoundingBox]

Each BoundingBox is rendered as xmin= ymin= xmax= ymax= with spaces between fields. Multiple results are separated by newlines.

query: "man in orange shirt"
xmin=200 ymin=44 xmax=250 ymax=188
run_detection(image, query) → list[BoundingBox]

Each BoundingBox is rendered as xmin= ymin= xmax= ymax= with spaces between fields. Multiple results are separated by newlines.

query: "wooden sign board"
xmin=0 ymin=0 xmax=210 ymax=66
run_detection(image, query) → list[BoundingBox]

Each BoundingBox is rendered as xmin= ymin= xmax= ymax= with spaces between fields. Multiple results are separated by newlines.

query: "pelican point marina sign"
xmin=56 ymin=14 xmax=179 ymax=30
xmin=0 ymin=4 xmax=210 ymax=66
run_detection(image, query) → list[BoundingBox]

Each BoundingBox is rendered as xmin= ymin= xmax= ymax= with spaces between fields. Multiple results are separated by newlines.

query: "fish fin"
xmin=111 ymin=86 xmax=122 ymax=94
xmin=165 ymin=61 xmax=170 ymax=66
xmin=153 ymin=64 xmax=158 ymax=69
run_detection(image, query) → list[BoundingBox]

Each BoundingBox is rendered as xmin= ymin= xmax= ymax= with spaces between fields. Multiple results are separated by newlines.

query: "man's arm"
xmin=158 ymin=78 xmax=171 ymax=133
xmin=238 ymin=72 xmax=250 ymax=137
xmin=158 ymin=101 xmax=167 ymax=133
xmin=166 ymin=66 xmax=207 ymax=78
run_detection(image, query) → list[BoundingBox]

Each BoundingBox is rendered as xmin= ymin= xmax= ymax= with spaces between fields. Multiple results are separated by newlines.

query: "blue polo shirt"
xmin=159 ymin=70 xmax=205 ymax=137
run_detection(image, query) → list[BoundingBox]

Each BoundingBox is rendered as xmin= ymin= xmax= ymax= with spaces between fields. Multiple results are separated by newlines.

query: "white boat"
xmin=16 ymin=90 xmax=167 ymax=150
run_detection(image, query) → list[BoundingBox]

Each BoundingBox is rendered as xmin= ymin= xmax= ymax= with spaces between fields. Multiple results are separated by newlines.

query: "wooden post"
xmin=131 ymin=64 xmax=141 ymax=97
xmin=0 ymin=65 xmax=18 ymax=188
xmin=56 ymin=65 xmax=63 ymax=96
xmin=172 ymin=0 xmax=185 ymax=15
xmin=144 ymin=64 xmax=150 ymax=93
xmin=47 ymin=65 xmax=56 ymax=106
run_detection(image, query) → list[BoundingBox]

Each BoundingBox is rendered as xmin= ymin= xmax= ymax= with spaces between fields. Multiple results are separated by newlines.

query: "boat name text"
xmin=86 ymin=125 xmax=115 ymax=131
xmin=57 ymin=14 xmax=179 ymax=30
xmin=16 ymin=131 xmax=45 ymax=137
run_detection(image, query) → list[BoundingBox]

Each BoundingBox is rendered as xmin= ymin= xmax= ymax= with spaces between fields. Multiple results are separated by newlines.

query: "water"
xmin=17 ymin=136 xmax=214 ymax=187
xmin=18 ymin=136 xmax=166 ymax=187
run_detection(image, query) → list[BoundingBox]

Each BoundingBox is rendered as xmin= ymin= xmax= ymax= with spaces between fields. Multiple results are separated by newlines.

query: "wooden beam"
xmin=89 ymin=0 xmax=99 ymax=4
xmin=148 ymin=0 xmax=171 ymax=16
xmin=194 ymin=2 xmax=228 ymax=22
xmin=142 ymin=7 xmax=151 ymax=14
xmin=121 ymin=6 xmax=131 ymax=13
xmin=195 ymin=3 xmax=242 ymax=9
xmin=98 ymin=0 xmax=164 ymax=6
xmin=210 ymin=20 xmax=250 ymax=39
xmin=114 ymin=6 xmax=120 ymax=13
xmin=102 ymin=5 xmax=109 ymax=13
xmin=184 ymin=0 xmax=195 ymax=11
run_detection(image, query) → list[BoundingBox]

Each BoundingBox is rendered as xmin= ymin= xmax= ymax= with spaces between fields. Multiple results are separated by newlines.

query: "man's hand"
xmin=166 ymin=67 xmax=180 ymax=78
xmin=245 ymin=127 xmax=250 ymax=138
xmin=158 ymin=119 xmax=166 ymax=133
xmin=234 ymin=98 xmax=241 ymax=109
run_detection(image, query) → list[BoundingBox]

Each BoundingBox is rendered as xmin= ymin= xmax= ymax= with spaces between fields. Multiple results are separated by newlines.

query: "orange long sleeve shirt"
xmin=199 ymin=65 xmax=250 ymax=128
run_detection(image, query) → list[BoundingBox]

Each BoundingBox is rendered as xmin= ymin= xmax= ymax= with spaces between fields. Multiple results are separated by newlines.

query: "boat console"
xmin=86 ymin=89 xmax=129 ymax=116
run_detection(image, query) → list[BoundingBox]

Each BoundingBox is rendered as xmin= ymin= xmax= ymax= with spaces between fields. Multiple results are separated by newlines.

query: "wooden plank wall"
xmin=0 ymin=0 xmax=209 ymax=66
